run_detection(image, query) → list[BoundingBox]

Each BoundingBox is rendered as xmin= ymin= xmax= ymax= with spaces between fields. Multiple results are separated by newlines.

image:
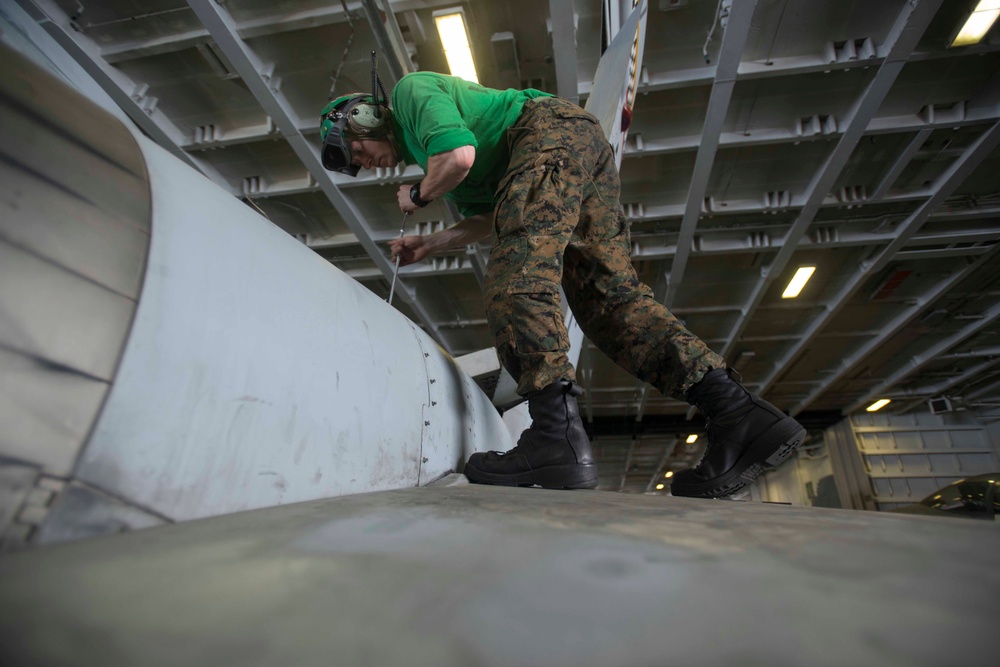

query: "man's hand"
xmin=388 ymin=235 xmax=431 ymax=266
xmin=397 ymin=184 xmax=420 ymax=214
xmin=395 ymin=145 xmax=476 ymax=213
xmin=386 ymin=212 xmax=492 ymax=267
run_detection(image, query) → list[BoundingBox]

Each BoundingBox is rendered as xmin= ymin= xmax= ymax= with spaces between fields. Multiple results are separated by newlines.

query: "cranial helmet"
xmin=319 ymin=94 xmax=393 ymax=176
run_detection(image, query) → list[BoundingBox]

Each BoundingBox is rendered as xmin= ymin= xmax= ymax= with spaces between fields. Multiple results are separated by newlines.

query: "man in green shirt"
xmin=319 ymin=72 xmax=806 ymax=498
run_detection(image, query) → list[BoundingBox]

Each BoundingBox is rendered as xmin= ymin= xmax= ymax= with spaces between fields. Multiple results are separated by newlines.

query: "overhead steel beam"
xmin=787 ymin=243 xmax=1000 ymax=416
xmin=549 ymin=0 xmax=579 ymax=103
xmin=186 ymin=0 xmax=451 ymax=351
xmin=593 ymin=398 xmax=689 ymax=411
xmin=644 ymin=440 xmax=676 ymax=493
xmin=634 ymin=385 xmax=651 ymax=422
xmin=18 ymin=0 xmax=232 ymax=190
xmin=715 ymin=0 xmax=946 ymax=366
xmin=623 ymin=105 xmax=998 ymax=160
xmin=870 ymin=128 xmax=934 ymax=200
xmin=628 ymin=190 xmax=930 ymax=222
xmin=844 ymin=299 xmax=1000 ymax=414
xmin=100 ymin=27 xmax=212 ymax=63
xmin=439 ymin=199 xmax=481 ymax=288
xmin=619 ymin=437 xmax=637 ymax=493
xmin=174 ymin=80 xmax=1000 ymax=155
xmin=465 ymin=244 xmax=487 ymax=288
xmin=580 ymin=342 xmax=595 ymax=423
xmin=341 ymin=252 xmax=480 ymax=281
xmin=966 ymin=375 xmax=1000 ymax=401
xmin=658 ymin=0 xmax=757 ymax=309
xmin=635 ymin=0 xmax=757 ymax=422
xmin=435 ymin=318 xmax=488 ymax=330
xmin=762 ymin=120 xmax=1000 ymax=410
xmin=896 ymin=357 xmax=1000 ymax=403
xmin=895 ymin=245 xmax=997 ymax=261
xmin=577 ymin=41 xmax=1000 ymax=97
xmin=360 ymin=0 xmax=412 ymax=85
xmin=98 ymin=2 xmax=358 ymax=63
xmin=338 ymin=216 xmax=1000 ymax=282
xmin=941 ymin=346 xmax=1000 ymax=360
xmin=629 ymin=218 xmax=1000 ymax=262
xmin=99 ymin=0 xmax=461 ymax=63
xmin=864 ymin=123 xmax=1000 ymax=277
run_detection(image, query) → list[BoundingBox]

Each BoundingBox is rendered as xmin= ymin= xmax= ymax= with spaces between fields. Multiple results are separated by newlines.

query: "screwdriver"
xmin=387 ymin=211 xmax=408 ymax=306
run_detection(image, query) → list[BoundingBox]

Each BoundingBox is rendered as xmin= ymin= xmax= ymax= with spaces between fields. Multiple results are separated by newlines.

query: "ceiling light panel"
xmin=951 ymin=0 xmax=1000 ymax=47
xmin=866 ymin=399 xmax=892 ymax=412
xmin=434 ymin=9 xmax=479 ymax=83
xmin=782 ymin=266 xmax=816 ymax=299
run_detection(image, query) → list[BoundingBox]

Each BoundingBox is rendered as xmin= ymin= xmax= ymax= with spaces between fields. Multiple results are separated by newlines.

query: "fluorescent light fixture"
xmin=866 ymin=398 xmax=892 ymax=412
xmin=685 ymin=434 xmax=698 ymax=444
xmin=951 ymin=0 xmax=1000 ymax=47
xmin=655 ymin=483 xmax=665 ymax=490
xmin=664 ymin=471 xmax=674 ymax=478
xmin=434 ymin=9 xmax=479 ymax=83
xmin=782 ymin=266 xmax=816 ymax=299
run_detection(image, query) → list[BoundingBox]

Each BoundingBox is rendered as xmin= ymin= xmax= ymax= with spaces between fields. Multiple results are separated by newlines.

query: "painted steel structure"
xmin=825 ymin=411 xmax=1000 ymax=510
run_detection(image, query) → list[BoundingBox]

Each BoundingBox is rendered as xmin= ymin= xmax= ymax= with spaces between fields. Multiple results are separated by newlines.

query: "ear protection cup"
xmin=322 ymin=93 xmax=393 ymax=141
xmin=346 ymin=101 xmax=391 ymax=135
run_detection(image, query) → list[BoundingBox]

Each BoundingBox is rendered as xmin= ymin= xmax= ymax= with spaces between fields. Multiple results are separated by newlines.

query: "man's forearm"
xmin=423 ymin=213 xmax=493 ymax=254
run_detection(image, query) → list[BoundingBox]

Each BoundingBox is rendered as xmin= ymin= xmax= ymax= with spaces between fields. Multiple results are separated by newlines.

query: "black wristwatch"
xmin=409 ymin=182 xmax=431 ymax=208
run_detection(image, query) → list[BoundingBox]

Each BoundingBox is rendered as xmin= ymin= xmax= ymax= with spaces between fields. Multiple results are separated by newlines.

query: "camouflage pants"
xmin=485 ymin=96 xmax=725 ymax=397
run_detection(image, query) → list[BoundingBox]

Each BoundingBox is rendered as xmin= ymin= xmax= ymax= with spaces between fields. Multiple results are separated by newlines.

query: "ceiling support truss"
xmin=787 ymin=243 xmax=1000 ymax=416
xmin=99 ymin=0 xmax=465 ymax=63
xmin=644 ymin=440 xmax=676 ymax=493
xmin=619 ymin=437 xmax=636 ymax=493
xmin=577 ymin=42 xmax=1000 ymax=98
xmin=713 ymin=0 xmax=946 ymax=367
xmin=346 ymin=217 xmax=1000 ymax=290
xmin=870 ymin=128 xmax=934 ymax=201
xmin=186 ymin=0 xmax=451 ymax=351
xmin=635 ymin=0 xmax=946 ymax=421
xmin=634 ymin=0 xmax=757 ymax=422
xmin=846 ymin=298 xmax=1000 ymax=414
xmin=765 ymin=120 xmax=1000 ymax=414
xmin=657 ymin=0 xmax=758 ymax=309
xmin=623 ymin=105 xmax=999 ymax=161
xmin=549 ymin=0 xmax=579 ymax=103
xmin=360 ymin=0 xmax=412 ymax=85
xmin=19 ymin=0 xmax=232 ymax=189
xmin=897 ymin=358 xmax=1000 ymax=415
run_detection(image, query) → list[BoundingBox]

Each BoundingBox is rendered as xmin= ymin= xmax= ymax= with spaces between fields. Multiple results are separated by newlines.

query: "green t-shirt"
xmin=390 ymin=72 xmax=552 ymax=217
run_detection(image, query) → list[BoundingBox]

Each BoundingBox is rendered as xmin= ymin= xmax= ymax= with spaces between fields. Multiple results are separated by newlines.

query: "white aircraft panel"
xmin=72 ymin=136 xmax=508 ymax=522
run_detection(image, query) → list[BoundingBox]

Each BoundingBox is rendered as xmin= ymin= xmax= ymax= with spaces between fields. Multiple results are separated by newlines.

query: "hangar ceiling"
xmin=12 ymin=0 xmax=1000 ymax=492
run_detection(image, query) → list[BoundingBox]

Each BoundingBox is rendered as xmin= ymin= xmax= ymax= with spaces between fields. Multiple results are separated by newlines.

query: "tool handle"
xmin=387 ymin=212 xmax=408 ymax=306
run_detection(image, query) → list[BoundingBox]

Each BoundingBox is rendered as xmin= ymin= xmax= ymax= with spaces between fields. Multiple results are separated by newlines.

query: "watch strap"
xmin=410 ymin=182 xmax=431 ymax=208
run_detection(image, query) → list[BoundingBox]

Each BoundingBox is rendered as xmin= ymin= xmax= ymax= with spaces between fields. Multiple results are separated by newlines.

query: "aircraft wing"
xmin=585 ymin=0 xmax=649 ymax=167
xmin=1 ymin=479 xmax=996 ymax=665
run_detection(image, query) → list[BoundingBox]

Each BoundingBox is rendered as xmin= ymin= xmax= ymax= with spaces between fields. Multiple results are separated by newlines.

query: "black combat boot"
xmin=464 ymin=380 xmax=598 ymax=489
xmin=671 ymin=368 xmax=806 ymax=499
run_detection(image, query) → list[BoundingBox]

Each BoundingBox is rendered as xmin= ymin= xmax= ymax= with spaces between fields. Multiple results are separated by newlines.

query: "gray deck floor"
xmin=1 ymin=477 xmax=998 ymax=666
